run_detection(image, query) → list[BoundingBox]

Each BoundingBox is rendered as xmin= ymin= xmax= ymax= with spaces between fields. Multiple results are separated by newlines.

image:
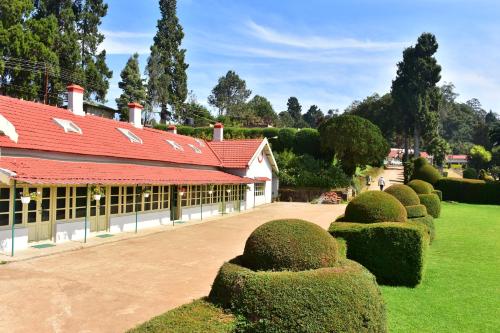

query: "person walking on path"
xmin=378 ymin=176 xmax=386 ymax=191
xmin=366 ymin=175 xmax=372 ymax=186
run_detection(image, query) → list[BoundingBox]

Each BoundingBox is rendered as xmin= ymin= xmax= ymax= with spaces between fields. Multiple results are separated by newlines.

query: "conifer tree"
xmin=149 ymin=0 xmax=189 ymax=122
xmin=116 ymin=53 xmax=146 ymax=121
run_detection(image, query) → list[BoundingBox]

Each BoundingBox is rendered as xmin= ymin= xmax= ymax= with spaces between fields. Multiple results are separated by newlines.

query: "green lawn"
xmin=381 ymin=202 xmax=500 ymax=332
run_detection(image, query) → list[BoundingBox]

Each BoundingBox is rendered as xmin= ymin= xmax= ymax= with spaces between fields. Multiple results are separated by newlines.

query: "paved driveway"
xmin=0 ymin=202 xmax=345 ymax=333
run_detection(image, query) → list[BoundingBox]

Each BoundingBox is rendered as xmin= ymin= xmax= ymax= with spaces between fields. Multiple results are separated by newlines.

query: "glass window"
xmin=72 ymin=186 xmax=88 ymax=219
xmin=255 ymin=183 xmax=265 ymax=196
xmin=110 ymin=186 xmax=120 ymax=215
xmin=0 ymin=187 xmax=9 ymax=226
xmin=162 ymin=186 xmax=170 ymax=209
xmin=56 ymin=186 xmax=67 ymax=221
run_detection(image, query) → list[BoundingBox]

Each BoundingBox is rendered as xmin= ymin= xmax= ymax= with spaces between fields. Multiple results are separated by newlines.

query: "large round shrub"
xmin=432 ymin=189 xmax=443 ymax=201
xmin=418 ymin=194 xmax=441 ymax=218
xmin=463 ymin=168 xmax=478 ymax=179
xmin=412 ymin=164 xmax=442 ymax=185
xmin=384 ymin=184 xmax=420 ymax=206
xmin=242 ymin=219 xmax=339 ymax=272
xmin=209 ymin=259 xmax=387 ymax=333
xmin=344 ymin=191 xmax=407 ymax=223
xmin=407 ymin=179 xmax=434 ymax=194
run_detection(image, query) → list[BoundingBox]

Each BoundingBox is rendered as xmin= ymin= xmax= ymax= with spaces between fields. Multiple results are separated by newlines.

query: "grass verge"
xmin=381 ymin=202 xmax=500 ymax=332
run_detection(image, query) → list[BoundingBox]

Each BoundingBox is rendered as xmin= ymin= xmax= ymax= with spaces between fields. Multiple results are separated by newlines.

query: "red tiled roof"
xmin=207 ymin=139 xmax=263 ymax=169
xmin=0 ymin=157 xmax=252 ymax=185
xmin=0 ymin=95 xmax=221 ymax=167
xmin=254 ymin=177 xmax=271 ymax=182
xmin=447 ymin=154 xmax=467 ymax=160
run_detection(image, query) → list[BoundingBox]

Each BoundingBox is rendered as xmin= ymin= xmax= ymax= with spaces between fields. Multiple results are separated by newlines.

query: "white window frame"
xmin=117 ymin=128 xmax=143 ymax=144
xmin=53 ymin=118 xmax=83 ymax=134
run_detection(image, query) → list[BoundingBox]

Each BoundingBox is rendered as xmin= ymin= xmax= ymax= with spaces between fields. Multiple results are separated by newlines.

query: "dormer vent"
xmin=194 ymin=138 xmax=205 ymax=147
xmin=188 ymin=144 xmax=202 ymax=154
xmin=0 ymin=113 xmax=19 ymax=143
xmin=53 ymin=118 xmax=83 ymax=134
xmin=117 ymin=128 xmax=143 ymax=144
xmin=166 ymin=139 xmax=183 ymax=151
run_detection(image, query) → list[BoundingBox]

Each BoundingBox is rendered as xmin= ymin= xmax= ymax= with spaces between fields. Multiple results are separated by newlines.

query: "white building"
xmin=0 ymin=85 xmax=278 ymax=255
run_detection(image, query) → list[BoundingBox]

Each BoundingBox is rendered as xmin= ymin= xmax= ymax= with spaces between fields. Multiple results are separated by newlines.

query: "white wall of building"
xmin=0 ymin=227 xmax=28 ymax=253
xmin=56 ymin=220 xmax=89 ymax=242
xmin=109 ymin=210 xmax=171 ymax=233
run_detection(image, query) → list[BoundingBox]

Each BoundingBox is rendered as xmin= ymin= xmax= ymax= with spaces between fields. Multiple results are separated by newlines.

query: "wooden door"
xmin=27 ymin=187 xmax=52 ymax=242
xmin=90 ymin=195 xmax=107 ymax=232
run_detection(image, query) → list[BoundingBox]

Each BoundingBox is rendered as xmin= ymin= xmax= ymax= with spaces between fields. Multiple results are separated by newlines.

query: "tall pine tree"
xmin=116 ymin=53 xmax=146 ymax=121
xmin=148 ymin=0 xmax=188 ymax=123
xmin=391 ymin=33 xmax=441 ymax=157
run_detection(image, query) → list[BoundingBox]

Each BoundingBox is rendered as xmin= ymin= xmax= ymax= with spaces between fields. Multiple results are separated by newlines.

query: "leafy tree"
xmin=0 ymin=0 xmax=59 ymax=102
xmin=115 ymin=53 xmax=146 ymax=121
xmin=277 ymin=111 xmax=294 ymax=128
xmin=425 ymin=136 xmax=451 ymax=167
xmin=345 ymin=93 xmax=397 ymax=143
xmin=468 ymin=145 xmax=492 ymax=170
xmin=247 ymin=95 xmax=277 ymax=126
xmin=74 ymin=0 xmax=112 ymax=102
xmin=150 ymin=0 xmax=189 ymax=122
xmin=319 ymin=115 xmax=389 ymax=176
xmin=391 ymin=33 xmax=442 ymax=157
xmin=303 ymin=105 xmax=324 ymax=128
xmin=490 ymin=122 xmax=500 ymax=147
xmin=181 ymin=91 xmax=214 ymax=126
xmin=208 ymin=70 xmax=251 ymax=116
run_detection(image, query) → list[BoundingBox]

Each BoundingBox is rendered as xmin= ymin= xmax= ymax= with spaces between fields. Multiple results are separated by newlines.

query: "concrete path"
xmin=0 ymin=202 xmax=345 ymax=333
xmin=368 ymin=166 xmax=404 ymax=191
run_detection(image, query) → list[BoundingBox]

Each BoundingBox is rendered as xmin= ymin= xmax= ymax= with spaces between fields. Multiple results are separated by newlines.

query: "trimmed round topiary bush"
xmin=344 ymin=191 xmax=407 ymax=223
xmin=384 ymin=184 xmax=420 ymax=206
xmin=407 ymin=179 xmax=434 ymax=194
xmin=209 ymin=258 xmax=387 ymax=333
xmin=463 ymin=168 xmax=477 ymax=179
xmin=413 ymin=157 xmax=429 ymax=169
xmin=405 ymin=204 xmax=427 ymax=218
xmin=412 ymin=164 xmax=442 ymax=185
xmin=418 ymin=194 xmax=441 ymax=218
xmin=242 ymin=219 xmax=339 ymax=272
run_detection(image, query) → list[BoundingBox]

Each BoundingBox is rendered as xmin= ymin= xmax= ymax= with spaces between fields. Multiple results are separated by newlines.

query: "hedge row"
xmin=405 ymin=204 xmax=427 ymax=218
xmin=409 ymin=215 xmax=435 ymax=243
xmin=209 ymin=257 xmax=387 ymax=333
xmin=155 ymin=124 xmax=324 ymax=157
xmin=435 ymin=178 xmax=500 ymax=205
xmin=329 ymin=222 xmax=429 ymax=287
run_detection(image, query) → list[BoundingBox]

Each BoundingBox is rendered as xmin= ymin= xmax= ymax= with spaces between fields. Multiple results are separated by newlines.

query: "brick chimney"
xmin=167 ymin=124 xmax=177 ymax=134
xmin=67 ymin=84 xmax=85 ymax=116
xmin=213 ymin=122 xmax=223 ymax=142
xmin=128 ymin=102 xmax=143 ymax=128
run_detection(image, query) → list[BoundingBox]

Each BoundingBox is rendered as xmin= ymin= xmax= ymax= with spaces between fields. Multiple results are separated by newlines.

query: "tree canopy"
xmin=208 ymin=70 xmax=251 ymax=116
xmin=319 ymin=115 xmax=389 ymax=176
xmin=116 ymin=53 xmax=146 ymax=121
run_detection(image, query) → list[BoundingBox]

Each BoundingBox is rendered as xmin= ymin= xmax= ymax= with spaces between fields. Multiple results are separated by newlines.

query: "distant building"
xmin=446 ymin=154 xmax=467 ymax=165
xmin=83 ymin=101 xmax=117 ymax=119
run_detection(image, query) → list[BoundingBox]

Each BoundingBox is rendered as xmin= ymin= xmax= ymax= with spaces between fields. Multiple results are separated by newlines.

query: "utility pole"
xmin=43 ymin=63 xmax=49 ymax=104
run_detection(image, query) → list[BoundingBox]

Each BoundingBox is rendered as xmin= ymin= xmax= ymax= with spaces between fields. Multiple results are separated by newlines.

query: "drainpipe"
xmin=200 ymin=186 xmax=203 ymax=221
xmin=253 ymin=183 xmax=256 ymax=208
xmin=135 ymin=185 xmax=139 ymax=234
xmin=84 ymin=184 xmax=88 ymax=243
xmin=222 ymin=185 xmax=225 ymax=215
xmin=11 ymin=180 xmax=16 ymax=256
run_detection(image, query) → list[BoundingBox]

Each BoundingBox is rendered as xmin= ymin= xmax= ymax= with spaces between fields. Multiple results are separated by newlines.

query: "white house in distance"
xmin=0 ymin=85 xmax=278 ymax=255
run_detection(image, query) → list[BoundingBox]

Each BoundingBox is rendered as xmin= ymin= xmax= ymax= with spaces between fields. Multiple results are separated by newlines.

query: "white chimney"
xmin=167 ymin=124 xmax=177 ymax=134
xmin=67 ymin=84 xmax=85 ymax=116
xmin=213 ymin=122 xmax=224 ymax=141
xmin=128 ymin=102 xmax=143 ymax=128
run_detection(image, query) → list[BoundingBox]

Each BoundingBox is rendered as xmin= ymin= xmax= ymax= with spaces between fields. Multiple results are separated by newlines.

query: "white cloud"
xmin=246 ymin=20 xmax=407 ymax=51
xmin=99 ymin=30 xmax=153 ymax=55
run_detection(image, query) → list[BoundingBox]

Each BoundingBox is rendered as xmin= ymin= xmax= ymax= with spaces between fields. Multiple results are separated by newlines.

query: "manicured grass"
xmin=127 ymin=298 xmax=236 ymax=333
xmin=382 ymin=202 xmax=500 ymax=332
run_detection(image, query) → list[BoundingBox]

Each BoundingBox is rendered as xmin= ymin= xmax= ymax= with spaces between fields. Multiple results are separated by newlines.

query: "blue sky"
xmin=100 ymin=0 xmax=500 ymax=114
